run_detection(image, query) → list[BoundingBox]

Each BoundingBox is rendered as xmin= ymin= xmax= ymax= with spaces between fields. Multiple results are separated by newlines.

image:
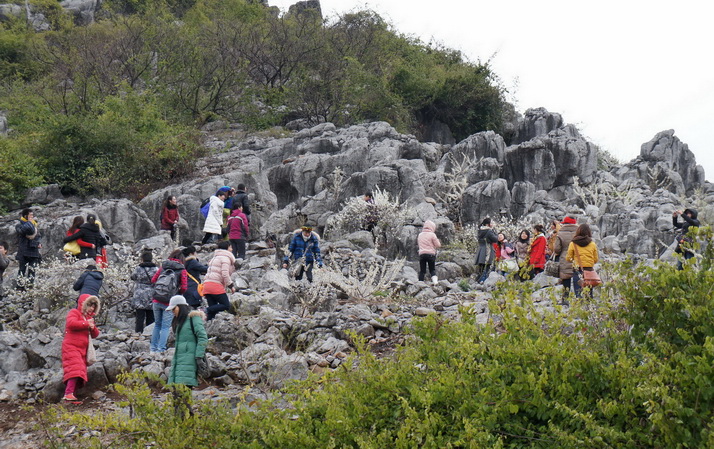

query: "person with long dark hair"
xmin=566 ymin=223 xmax=599 ymax=298
xmin=160 ymin=196 xmax=180 ymax=241
xmin=474 ymin=218 xmax=499 ymax=283
xmin=150 ymin=249 xmax=188 ymax=353
xmin=514 ymin=229 xmax=531 ymax=281
xmin=529 ymin=224 xmax=547 ymax=276
xmin=167 ymin=296 xmax=207 ymax=388
xmin=62 ymin=214 xmax=106 ymax=260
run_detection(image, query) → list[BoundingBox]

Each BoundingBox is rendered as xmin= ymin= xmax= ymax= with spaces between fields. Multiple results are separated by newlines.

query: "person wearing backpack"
xmin=150 ymin=249 xmax=188 ymax=353
xmin=554 ymin=216 xmax=579 ymax=302
xmin=203 ymin=241 xmax=236 ymax=321
xmin=227 ymin=203 xmax=249 ymax=260
xmin=131 ymin=251 xmax=158 ymax=333
xmin=181 ymin=246 xmax=207 ymax=309
xmin=201 ymin=189 xmax=230 ymax=244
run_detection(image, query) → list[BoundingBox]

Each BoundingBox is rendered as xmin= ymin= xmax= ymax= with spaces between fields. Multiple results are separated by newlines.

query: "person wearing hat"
xmin=201 ymin=188 xmax=229 ymax=244
xmin=554 ymin=216 xmax=579 ymax=302
xmin=166 ymin=295 xmax=208 ymax=408
xmin=283 ymin=224 xmax=322 ymax=282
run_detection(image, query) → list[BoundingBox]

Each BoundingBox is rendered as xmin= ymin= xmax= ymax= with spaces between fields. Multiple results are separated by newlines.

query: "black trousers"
xmin=205 ymin=293 xmax=230 ymax=320
xmin=296 ymin=263 xmax=314 ymax=282
xmin=17 ymin=256 xmax=41 ymax=287
xmin=418 ymin=254 xmax=436 ymax=281
xmin=230 ymin=239 xmax=246 ymax=259
xmin=135 ymin=308 xmax=155 ymax=333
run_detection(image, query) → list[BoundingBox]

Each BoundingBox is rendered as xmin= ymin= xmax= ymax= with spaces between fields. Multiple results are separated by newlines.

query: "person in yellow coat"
xmin=566 ymin=224 xmax=599 ymax=298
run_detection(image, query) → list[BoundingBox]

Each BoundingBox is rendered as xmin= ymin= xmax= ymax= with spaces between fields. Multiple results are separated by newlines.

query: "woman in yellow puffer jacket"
xmin=566 ymin=224 xmax=599 ymax=298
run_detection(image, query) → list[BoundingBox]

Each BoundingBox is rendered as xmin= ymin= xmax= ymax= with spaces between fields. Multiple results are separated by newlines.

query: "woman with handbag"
xmin=166 ymin=295 xmax=207 ymax=416
xmin=566 ymin=224 xmax=600 ymax=298
xmin=61 ymin=295 xmax=100 ymax=402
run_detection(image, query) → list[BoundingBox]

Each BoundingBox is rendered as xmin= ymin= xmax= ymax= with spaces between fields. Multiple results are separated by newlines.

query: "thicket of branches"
xmin=0 ymin=0 xmax=508 ymax=206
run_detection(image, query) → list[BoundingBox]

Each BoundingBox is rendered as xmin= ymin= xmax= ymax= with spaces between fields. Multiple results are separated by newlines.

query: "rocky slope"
xmin=0 ymin=107 xmax=711 ymax=406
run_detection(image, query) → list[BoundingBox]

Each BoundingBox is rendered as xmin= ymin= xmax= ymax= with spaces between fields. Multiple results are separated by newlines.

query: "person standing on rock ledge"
xmin=202 ymin=188 xmax=229 ymax=244
xmin=673 ymin=208 xmax=700 ymax=270
xmin=15 ymin=208 xmax=42 ymax=287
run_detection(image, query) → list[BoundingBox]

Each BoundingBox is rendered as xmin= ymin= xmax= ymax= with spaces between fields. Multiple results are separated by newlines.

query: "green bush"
xmin=47 ymin=245 xmax=714 ymax=448
xmin=0 ymin=138 xmax=43 ymax=210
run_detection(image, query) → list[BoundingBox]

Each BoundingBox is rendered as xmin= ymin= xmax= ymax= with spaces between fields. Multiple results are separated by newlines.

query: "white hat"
xmin=165 ymin=295 xmax=188 ymax=311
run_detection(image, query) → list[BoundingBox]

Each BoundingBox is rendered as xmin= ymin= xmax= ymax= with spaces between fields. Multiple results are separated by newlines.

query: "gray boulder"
xmin=462 ymin=179 xmax=511 ymax=224
xmin=513 ymin=107 xmax=563 ymax=144
xmin=639 ymin=130 xmax=705 ymax=194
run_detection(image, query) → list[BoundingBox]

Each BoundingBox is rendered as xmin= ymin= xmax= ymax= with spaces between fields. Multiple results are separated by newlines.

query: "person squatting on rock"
xmin=160 ymin=195 xmax=180 ymax=241
xmin=61 ymin=295 xmax=100 ymax=402
xmin=474 ymin=218 xmax=498 ymax=284
xmin=529 ymin=224 xmax=547 ymax=277
xmin=182 ymin=246 xmax=208 ymax=309
xmin=166 ymin=295 xmax=207 ymax=417
xmin=566 ymin=223 xmax=599 ymax=299
xmin=203 ymin=241 xmax=236 ymax=321
xmin=150 ymin=249 xmax=188 ymax=353
xmin=64 ymin=216 xmax=94 ymax=259
xmin=283 ymin=225 xmax=323 ymax=283
xmin=227 ymin=202 xmax=249 ymax=260
xmin=554 ymin=216 xmax=579 ymax=302
xmin=0 ymin=241 xmax=9 ymax=299
xmin=495 ymin=233 xmax=517 ymax=276
xmin=73 ymin=264 xmax=104 ymax=305
xmin=16 ymin=208 xmax=42 ymax=286
xmin=131 ymin=251 xmax=158 ymax=333
xmin=417 ymin=220 xmax=441 ymax=285
xmin=62 ymin=214 xmax=106 ymax=261
xmin=673 ymin=208 xmax=700 ymax=270
xmin=202 ymin=188 xmax=229 ymax=244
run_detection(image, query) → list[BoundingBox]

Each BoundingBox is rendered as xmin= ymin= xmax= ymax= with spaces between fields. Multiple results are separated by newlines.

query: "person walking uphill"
xmin=202 ymin=188 xmax=229 ymax=244
xmin=73 ymin=264 xmax=104 ymax=304
xmin=673 ymin=208 xmax=700 ymax=269
xmin=283 ymin=225 xmax=323 ymax=282
xmin=227 ymin=203 xmax=249 ymax=260
xmin=61 ymin=295 xmax=100 ymax=402
xmin=475 ymin=218 xmax=498 ymax=284
xmin=417 ymin=220 xmax=441 ymax=285
xmin=202 ymin=241 xmax=236 ymax=321
xmin=131 ymin=252 xmax=158 ymax=333
xmin=182 ymin=246 xmax=208 ymax=309
xmin=150 ymin=250 xmax=188 ymax=353
xmin=167 ymin=296 xmax=207 ymax=388
xmin=16 ymin=208 xmax=42 ymax=286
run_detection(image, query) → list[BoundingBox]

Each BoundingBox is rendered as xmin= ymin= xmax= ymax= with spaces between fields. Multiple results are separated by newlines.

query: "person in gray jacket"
xmin=130 ymin=252 xmax=158 ymax=333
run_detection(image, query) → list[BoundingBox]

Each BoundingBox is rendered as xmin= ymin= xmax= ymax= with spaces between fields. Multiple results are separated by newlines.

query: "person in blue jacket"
xmin=282 ymin=225 xmax=323 ymax=282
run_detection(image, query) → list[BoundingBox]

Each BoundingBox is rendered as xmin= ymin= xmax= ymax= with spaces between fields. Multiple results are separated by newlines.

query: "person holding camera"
xmin=673 ymin=208 xmax=700 ymax=269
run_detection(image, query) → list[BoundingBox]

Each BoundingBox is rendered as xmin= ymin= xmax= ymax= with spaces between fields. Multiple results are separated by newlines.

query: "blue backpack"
xmin=200 ymin=198 xmax=210 ymax=218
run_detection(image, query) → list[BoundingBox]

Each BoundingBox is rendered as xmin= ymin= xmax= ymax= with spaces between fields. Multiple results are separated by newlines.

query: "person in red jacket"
xmin=64 ymin=216 xmax=94 ymax=258
xmin=61 ymin=295 xmax=100 ymax=402
xmin=529 ymin=224 xmax=547 ymax=277
xmin=160 ymin=196 xmax=180 ymax=241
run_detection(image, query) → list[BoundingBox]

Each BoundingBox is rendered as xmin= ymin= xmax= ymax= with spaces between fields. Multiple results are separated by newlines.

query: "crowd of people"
xmin=2 ymin=186 xmax=702 ymax=406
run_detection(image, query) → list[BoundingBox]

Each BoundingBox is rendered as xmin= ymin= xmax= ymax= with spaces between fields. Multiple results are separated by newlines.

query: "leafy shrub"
xmin=0 ymin=138 xmax=43 ymax=211
xmin=46 ymin=250 xmax=714 ymax=448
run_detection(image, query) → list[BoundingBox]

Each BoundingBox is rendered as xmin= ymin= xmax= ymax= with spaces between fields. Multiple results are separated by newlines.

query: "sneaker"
xmin=62 ymin=394 xmax=78 ymax=401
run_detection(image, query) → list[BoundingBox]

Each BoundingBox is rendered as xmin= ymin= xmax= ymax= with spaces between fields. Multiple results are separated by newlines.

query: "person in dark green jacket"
xmin=166 ymin=295 xmax=208 ymax=387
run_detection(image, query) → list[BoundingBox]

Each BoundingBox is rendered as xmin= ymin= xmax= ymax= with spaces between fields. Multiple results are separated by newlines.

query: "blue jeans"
xmin=571 ymin=271 xmax=586 ymax=298
xmin=151 ymin=302 xmax=174 ymax=352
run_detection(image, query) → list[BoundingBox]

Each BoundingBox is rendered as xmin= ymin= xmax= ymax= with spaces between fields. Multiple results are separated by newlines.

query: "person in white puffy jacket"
xmin=202 ymin=189 xmax=229 ymax=244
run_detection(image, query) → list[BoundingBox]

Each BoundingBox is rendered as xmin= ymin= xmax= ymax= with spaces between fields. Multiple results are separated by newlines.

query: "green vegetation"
xmin=0 ymin=0 xmax=508 ymax=205
xmin=45 ymin=229 xmax=714 ymax=448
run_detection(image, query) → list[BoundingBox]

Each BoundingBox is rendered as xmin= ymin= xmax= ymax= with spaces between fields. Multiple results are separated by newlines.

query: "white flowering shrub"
xmin=326 ymin=187 xmax=415 ymax=252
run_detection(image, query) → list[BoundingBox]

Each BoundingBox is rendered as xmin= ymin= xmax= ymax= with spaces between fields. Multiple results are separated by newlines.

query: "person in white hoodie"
xmin=201 ymin=188 xmax=229 ymax=244
xmin=417 ymin=220 xmax=441 ymax=285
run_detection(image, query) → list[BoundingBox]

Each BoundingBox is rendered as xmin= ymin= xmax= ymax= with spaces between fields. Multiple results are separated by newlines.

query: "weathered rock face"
xmin=59 ymin=0 xmax=100 ymax=26
xmin=461 ymin=179 xmax=511 ymax=223
xmin=638 ymin=130 xmax=706 ymax=194
xmin=512 ymin=107 xmax=563 ymax=144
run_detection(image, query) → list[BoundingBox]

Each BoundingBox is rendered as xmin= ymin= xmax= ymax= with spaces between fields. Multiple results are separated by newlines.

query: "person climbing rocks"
xmin=183 ymin=246 xmax=208 ymax=310
xmin=227 ymin=203 xmax=249 ymax=260
xmin=417 ymin=220 xmax=441 ymax=285
xmin=283 ymin=225 xmax=323 ymax=283
xmin=150 ymin=249 xmax=188 ymax=353
xmin=61 ymin=295 xmax=100 ymax=402
xmin=73 ymin=264 xmax=104 ymax=304
xmin=131 ymin=251 xmax=158 ymax=333
xmin=673 ymin=208 xmax=700 ymax=270
xmin=202 ymin=241 xmax=236 ymax=321
xmin=202 ymin=188 xmax=229 ymax=244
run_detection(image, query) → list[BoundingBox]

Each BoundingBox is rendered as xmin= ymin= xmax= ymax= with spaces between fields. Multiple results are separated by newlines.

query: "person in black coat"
xmin=232 ymin=184 xmax=251 ymax=224
xmin=63 ymin=214 xmax=107 ymax=260
xmin=673 ymin=208 xmax=701 ymax=269
xmin=182 ymin=246 xmax=208 ymax=308
xmin=73 ymin=264 xmax=104 ymax=303
xmin=15 ymin=208 xmax=42 ymax=285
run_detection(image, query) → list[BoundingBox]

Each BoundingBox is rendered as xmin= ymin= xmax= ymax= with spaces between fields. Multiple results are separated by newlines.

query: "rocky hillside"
xmin=0 ymin=108 xmax=711 ymax=410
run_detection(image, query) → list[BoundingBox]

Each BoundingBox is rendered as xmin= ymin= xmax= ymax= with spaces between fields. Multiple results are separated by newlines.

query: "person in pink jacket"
xmin=417 ymin=220 xmax=441 ymax=285
xmin=202 ymin=241 xmax=236 ymax=321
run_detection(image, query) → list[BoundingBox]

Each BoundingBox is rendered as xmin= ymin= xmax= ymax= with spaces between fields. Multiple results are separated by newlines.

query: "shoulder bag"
xmin=187 ymin=271 xmax=204 ymax=297
xmin=573 ymin=245 xmax=602 ymax=288
xmin=86 ymin=334 xmax=97 ymax=366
